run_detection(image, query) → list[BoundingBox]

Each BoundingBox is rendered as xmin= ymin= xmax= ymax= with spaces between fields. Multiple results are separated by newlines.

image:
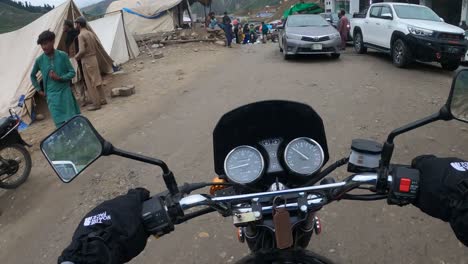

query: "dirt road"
xmin=1 ymin=42 xmax=467 ymax=264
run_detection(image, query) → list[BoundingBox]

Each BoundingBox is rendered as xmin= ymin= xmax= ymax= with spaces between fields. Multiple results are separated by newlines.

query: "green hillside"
xmin=81 ymin=0 xmax=115 ymax=17
xmin=0 ymin=2 xmax=44 ymax=34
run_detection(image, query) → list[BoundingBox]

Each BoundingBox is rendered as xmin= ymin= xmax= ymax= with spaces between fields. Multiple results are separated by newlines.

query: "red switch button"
xmin=399 ymin=178 xmax=411 ymax=193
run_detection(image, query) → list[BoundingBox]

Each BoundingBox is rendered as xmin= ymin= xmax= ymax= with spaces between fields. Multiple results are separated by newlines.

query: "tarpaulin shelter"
xmin=283 ymin=3 xmax=323 ymax=18
xmin=89 ymin=12 xmax=140 ymax=65
xmin=0 ymin=0 xmax=113 ymax=124
xmin=106 ymin=0 xmax=211 ymax=36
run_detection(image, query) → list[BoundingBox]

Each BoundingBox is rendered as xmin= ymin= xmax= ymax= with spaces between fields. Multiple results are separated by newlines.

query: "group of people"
xmin=30 ymin=16 xmax=107 ymax=128
xmin=206 ymin=12 xmax=272 ymax=47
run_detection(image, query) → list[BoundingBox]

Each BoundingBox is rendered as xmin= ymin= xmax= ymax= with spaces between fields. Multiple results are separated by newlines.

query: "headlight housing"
xmin=330 ymin=33 xmax=340 ymax=39
xmin=408 ymin=26 xmax=434 ymax=37
xmin=286 ymin=33 xmax=302 ymax=40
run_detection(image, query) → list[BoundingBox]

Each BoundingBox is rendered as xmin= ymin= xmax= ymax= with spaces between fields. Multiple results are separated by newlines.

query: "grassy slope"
xmin=0 ymin=2 xmax=43 ymax=34
xmin=81 ymin=0 xmax=115 ymax=17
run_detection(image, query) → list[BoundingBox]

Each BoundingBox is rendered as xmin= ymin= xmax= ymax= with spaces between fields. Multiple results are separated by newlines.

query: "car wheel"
xmin=441 ymin=60 xmax=460 ymax=71
xmin=353 ymin=31 xmax=366 ymax=54
xmin=392 ymin=39 xmax=412 ymax=68
xmin=330 ymin=53 xmax=340 ymax=59
xmin=283 ymin=40 xmax=291 ymax=60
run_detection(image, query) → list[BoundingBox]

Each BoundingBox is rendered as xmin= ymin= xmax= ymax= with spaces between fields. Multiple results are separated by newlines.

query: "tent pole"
xmin=120 ymin=10 xmax=132 ymax=59
xmin=186 ymin=0 xmax=194 ymax=28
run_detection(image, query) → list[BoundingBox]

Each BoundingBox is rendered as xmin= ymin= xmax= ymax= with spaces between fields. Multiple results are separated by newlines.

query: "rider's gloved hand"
xmin=411 ymin=155 xmax=468 ymax=246
xmin=58 ymin=188 xmax=150 ymax=264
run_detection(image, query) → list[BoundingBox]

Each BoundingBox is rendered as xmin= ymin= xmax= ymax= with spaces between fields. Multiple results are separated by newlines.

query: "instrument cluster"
xmin=223 ymin=137 xmax=325 ymax=184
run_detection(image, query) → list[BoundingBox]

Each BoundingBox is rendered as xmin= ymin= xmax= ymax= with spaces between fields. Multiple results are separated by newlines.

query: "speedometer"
xmin=284 ymin=137 xmax=324 ymax=176
xmin=224 ymin=146 xmax=264 ymax=184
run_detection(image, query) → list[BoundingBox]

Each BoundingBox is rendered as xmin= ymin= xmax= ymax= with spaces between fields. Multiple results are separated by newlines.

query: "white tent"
xmin=89 ymin=12 xmax=140 ymax=65
xmin=106 ymin=0 xmax=183 ymax=35
xmin=0 ymin=0 xmax=113 ymax=123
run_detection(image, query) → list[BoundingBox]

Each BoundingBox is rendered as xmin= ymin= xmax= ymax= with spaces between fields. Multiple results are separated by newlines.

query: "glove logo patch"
xmin=451 ymin=162 xmax=468 ymax=172
xmin=83 ymin=211 xmax=111 ymax=227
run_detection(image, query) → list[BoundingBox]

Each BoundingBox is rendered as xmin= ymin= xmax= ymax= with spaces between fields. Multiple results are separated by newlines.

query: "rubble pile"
xmin=136 ymin=27 xmax=226 ymax=48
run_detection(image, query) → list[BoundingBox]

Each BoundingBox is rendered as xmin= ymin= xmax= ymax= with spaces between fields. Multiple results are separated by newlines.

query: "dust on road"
xmin=0 ymin=42 xmax=467 ymax=264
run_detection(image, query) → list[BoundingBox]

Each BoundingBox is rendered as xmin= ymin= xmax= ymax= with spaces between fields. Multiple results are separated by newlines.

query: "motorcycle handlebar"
xmin=142 ymin=166 xmax=420 ymax=237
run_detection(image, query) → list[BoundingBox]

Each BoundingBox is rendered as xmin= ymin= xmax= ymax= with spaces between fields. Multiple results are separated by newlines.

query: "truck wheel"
xmin=353 ymin=31 xmax=366 ymax=54
xmin=392 ymin=39 xmax=412 ymax=68
xmin=441 ymin=61 xmax=460 ymax=71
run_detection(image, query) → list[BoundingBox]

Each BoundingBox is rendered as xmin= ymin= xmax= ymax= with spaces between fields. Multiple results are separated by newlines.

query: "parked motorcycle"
xmin=0 ymin=97 xmax=32 ymax=189
xmin=41 ymin=69 xmax=468 ymax=263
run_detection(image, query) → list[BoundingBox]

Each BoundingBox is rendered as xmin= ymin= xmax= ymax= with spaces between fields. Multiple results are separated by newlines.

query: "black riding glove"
xmin=412 ymin=155 xmax=468 ymax=246
xmin=58 ymin=188 xmax=151 ymax=264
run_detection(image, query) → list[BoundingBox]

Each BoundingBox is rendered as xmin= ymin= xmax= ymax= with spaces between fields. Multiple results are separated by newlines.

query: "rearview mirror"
xmin=381 ymin=13 xmax=393 ymax=20
xmin=277 ymin=25 xmax=284 ymax=30
xmin=448 ymin=69 xmax=468 ymax=123
xmin=41 ymin=116 xmax=104 ymax=183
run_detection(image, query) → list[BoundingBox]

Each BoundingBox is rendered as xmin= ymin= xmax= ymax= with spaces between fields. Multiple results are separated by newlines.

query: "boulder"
xmin=111 ymin=86 xmax=136 ymax=97
xmin=153 ymin=51 xmax=164 ymax=59
xmin=215 ymin=40 xmax=226 ymax=46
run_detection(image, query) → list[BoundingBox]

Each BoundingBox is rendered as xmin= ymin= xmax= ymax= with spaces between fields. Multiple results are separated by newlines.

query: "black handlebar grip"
xmin=141 ymin=196 xmax=174 ymax=237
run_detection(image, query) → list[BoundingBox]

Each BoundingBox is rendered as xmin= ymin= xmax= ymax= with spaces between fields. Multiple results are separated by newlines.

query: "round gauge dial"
xmin=284 ymin=137 xmax=324 ymax=176
xmin=224 ymin=146 xmax=264 ymax=184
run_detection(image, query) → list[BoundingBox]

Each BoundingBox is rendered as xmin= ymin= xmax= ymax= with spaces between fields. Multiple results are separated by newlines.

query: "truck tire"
xmin=392 ymin=39 xmax=412 ymax=68
xmin=441 ymin=60 xmax=460 ymax=71
xmin=353 ymin=31 xmax=367 ymax=54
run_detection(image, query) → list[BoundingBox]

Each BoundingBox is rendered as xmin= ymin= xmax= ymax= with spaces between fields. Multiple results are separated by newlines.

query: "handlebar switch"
xmin=388 ymin=167 xmax=420 ymax=206
xmin=142 ymin=196 xmax=174 ymax=237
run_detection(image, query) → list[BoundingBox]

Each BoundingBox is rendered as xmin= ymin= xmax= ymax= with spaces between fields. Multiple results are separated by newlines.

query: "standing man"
xmin=30 ymin=30 xmax=80 ymax=128
xmin=63 ymin=20 xmax=87 ymax=107
xmin=74 ymin=16 xmax=107 ymax=111
xmin=222 ymin=11 xmax=233 ymax=48
xmin=337 ymin=9 xmax=349 ymax=50
xmin=233 ymin=19 xmax=240 ymax=44
xmin=261 ymin=22 xmax=269 ymax=43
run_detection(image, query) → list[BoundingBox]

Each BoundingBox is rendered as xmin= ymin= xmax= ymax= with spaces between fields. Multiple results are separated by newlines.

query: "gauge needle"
xmin=229 ymin=163 xmax=249 ymax=170
xmin=292 ymin=147 xmax=309 ymax=160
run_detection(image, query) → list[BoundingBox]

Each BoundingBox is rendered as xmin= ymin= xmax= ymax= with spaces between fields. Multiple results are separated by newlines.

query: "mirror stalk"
xmin=102 ymin=141 xmax=180 ymax=195
xmin=376 ymin=106 xmax=452 ymax=193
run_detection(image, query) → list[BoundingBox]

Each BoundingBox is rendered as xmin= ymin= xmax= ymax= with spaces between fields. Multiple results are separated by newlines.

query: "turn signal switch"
xmin=142 ymin=196 xmax=174 ymax=237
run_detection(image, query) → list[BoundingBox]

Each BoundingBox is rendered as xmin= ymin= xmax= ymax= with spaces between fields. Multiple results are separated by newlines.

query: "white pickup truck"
xmin=350 ymin=3 xmax=466 ymax=71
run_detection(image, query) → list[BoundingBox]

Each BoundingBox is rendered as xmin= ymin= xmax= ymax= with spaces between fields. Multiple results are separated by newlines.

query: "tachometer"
xmin=284 ymin=137 xmax=324 ymax=176
xmin=224 ymin=146 xmax=264 ymax=184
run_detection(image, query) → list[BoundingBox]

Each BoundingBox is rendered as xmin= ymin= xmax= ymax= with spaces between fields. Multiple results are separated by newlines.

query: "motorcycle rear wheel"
xmin=236 ymin=249 xmax=334 ymax=264
xmin=0 ymin=144 xmax=32 ymax=189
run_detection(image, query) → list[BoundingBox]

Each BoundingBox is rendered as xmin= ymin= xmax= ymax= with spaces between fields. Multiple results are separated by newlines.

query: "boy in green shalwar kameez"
xmin=30 ymin=30 xmax=80 ymax=127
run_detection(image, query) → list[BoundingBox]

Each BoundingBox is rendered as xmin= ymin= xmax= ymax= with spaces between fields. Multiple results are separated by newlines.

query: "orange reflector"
xmin=210 ymin=177 xmax=227 ymax=195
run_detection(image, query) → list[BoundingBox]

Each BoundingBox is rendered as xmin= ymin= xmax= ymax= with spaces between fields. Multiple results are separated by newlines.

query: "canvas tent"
xmin=89 ymin=12 xmax=140 ymax=65
xmin=283 ymin=3 xmax=323 ymax=18
xmin=106 ymin=0 xmax=210 ymax=36
xmin=0 ymin=0 xmax=114 ymax=123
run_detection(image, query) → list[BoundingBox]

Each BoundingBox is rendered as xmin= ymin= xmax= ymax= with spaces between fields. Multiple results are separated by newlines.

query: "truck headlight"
xmin=408 ymin=26 xmax=434 ymax=37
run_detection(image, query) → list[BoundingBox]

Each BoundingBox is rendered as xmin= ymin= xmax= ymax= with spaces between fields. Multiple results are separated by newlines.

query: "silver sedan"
xmin=279 ymin=14 xmax=342 ymax=60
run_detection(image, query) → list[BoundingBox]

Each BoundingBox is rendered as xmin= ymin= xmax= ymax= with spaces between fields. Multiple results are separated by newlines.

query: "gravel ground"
xmin=0 ymin=42 xmax=467 ymax=264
